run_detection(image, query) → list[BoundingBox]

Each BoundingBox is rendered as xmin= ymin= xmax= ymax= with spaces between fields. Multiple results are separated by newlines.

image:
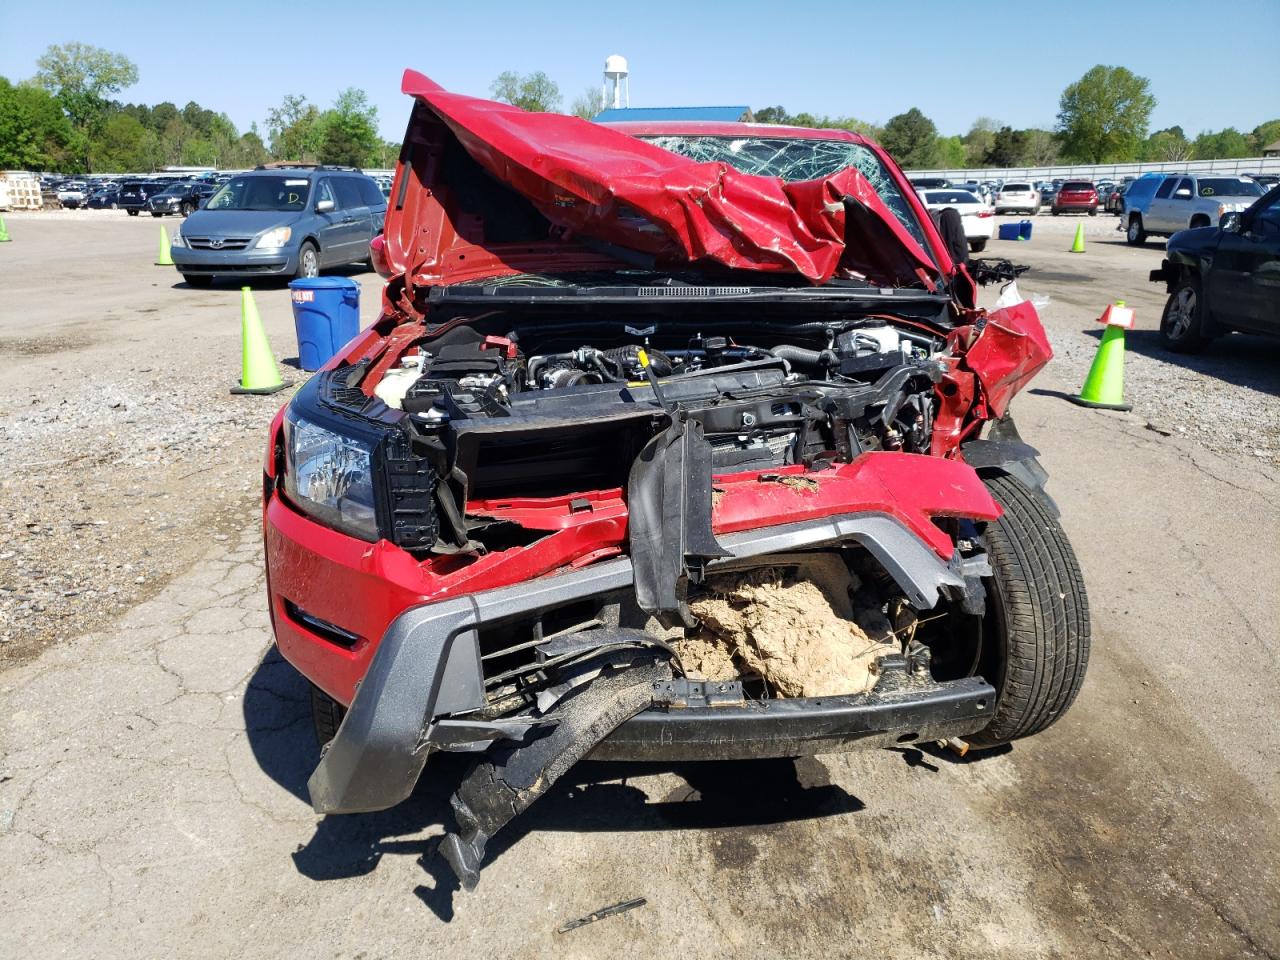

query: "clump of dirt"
xmin=685 ymin=560 xmax=893 ymax=697
xmin=777 ymin=475 xmax=819 ymax=494
xmin=671 ymin=632 xmax=738 ymax=680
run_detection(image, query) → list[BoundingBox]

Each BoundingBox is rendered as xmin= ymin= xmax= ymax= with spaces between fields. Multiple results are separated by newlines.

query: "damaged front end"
xmin=265 ymin=72 xmax=1059 ymax=891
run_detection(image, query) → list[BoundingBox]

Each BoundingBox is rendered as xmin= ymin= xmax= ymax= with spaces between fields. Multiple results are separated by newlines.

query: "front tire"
xmin=295 ymin=241 xmax=320 ymax=280
xmin=1126 ymin=215 xmax=1147 ymax=245
xmin=311 ymin=684 xmax=347 ymax=747
xmin=969 ymin=238 xmax=988 ymax=253
xmin=1160 ymin=276 xmax=1210 ymax=353
xmin=128 ymin=210 xmax=138 ymax=217
xmin=968 ymin=474 xmax=1090 ymax=749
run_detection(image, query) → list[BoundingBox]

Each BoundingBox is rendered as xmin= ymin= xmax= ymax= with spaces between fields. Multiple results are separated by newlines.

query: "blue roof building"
xmin=593 ymin=106 xmax=754 ymax=123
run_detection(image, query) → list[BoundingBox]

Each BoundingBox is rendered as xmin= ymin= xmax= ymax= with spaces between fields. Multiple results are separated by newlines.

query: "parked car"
xmin=993 ymin=182 xmax=1040 ymax=215
xmin=1149 ymin=185 xmax=1280 ymax=351
xmin=1124 ymin=173 xmax=1264 ymax=245
xmin=146 ymin=181 xmax=216 ymax=217
xmin=86 ymin=184 xmax=122 ymax=209
xmin=918 ymin=188 xmax=995 ymax=251
xmin=170 ymin=166 xmax=387 ymax=286
xmin=118 ymin=180 xmax=169 ymax=216
xmin=1103 ymin=183 xmax=1127 ymax=214
xmin=56 ymin=182 xmax=88 ymax=208
xmin=909 ymin=176 xmax=950 ymax=189
xmin=279 ymin=71 xmax=1090 ymax=891
xmin=1038 ymin=182 xmax=1059 ymax=208
xmin=1245 ymin=173 xmax=1279 ymax=189
xmin=1051 ymin=181 xmax=1099 ymax=216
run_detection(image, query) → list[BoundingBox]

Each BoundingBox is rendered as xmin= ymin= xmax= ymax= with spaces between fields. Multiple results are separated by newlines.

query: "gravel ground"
xmin=0 ymin=215 xmax=383 ymax=662
xmin=982 ymin=215 xmax=1280 ymax=464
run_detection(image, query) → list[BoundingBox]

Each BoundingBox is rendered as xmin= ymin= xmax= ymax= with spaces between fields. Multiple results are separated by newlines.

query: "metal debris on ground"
xmin=557 ymin=897 xmax=648 ymax=933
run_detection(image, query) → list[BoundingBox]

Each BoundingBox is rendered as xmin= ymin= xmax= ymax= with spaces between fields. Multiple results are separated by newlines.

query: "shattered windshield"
xmin=639 ymin=134 xmax=928 ymax=248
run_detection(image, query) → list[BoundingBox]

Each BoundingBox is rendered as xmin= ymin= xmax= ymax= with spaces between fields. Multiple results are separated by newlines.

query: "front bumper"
xmin=171 ymin=245 xmax=296 ymax=276
xmin=305 ymin=511 xmax=993 ymax=815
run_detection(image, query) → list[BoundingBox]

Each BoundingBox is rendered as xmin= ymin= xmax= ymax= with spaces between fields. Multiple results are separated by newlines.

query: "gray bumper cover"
xmin=307 ymin=512 xmax=978 ymax=815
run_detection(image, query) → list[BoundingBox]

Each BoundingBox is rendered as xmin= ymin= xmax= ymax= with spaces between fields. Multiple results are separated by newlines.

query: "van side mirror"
xmin=316 ymin=198 xmax=335 ymax=213
xmin=1220 ymin=212 xmax=1242 ymax=233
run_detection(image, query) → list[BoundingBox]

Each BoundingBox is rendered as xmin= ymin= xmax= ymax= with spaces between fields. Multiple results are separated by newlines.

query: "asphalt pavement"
xmin=0 ymin=212 xmax=1276 ymax=959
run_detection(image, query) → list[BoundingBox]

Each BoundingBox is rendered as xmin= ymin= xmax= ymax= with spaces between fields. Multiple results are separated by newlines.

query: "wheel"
xmin=969 ymin=238 xmax=988 ymax=253
xmin=295 ymin=241 xmax=320 ymax=280
xmin=180 ymin=202 xmax=192 ymax=217
xmin=1190 ymin=215 xmax=1210 ymax=230
xmin=1088 ymin=208 xmax=1097 ymax=217
xmin=968 ymin=474 xmax=1090 ymax=749
xmin=110 ymin=202 xmax=118 ymax=210
xmin=1160 ymin=276 xmax=1210 ymax=353
xmin=1051 ymin=209 xmax=1060 ymax=216
xmin=150 ymin=211 xmax=162 ymax=218
xmin=1126 ymin=215 xmax=1147 ymax=245
xmin=127 ymin=209 xmax=138 ymax=216
xmin=183 ymin=274 xmax=213 ymax=288
xmin=310 ymin=684 xmax=347 ymax=747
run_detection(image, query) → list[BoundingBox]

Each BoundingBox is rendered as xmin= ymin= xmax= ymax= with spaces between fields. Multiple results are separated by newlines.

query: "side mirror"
xmin=316 ymin=198 xmax=335 ymax=213
xmin=1175 ymin=188 xmax=1192 ymax=198
xmin=1220 ymin=212 xmax=1242 ymax=234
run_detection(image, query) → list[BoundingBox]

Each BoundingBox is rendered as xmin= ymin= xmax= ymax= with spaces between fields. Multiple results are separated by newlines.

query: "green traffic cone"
xmin=231 ymin=287 xmax=289 ymax=395
xmin=1070 ymin=324 xmax=1131 ymax=410
xmin=0 ymin=215 xmax=11 ymax=242
xmin=1069 ymin=221 xmax=1086 ymax=253
xmin=155 ymin=225 xmax=174 ymax=265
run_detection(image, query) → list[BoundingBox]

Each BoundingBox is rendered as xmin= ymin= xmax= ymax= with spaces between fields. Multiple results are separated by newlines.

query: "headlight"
xmin=283 ymin=412 xmax=378 ymax=540
xmin=257 ymin=226 xmax=293 ymax=250
xmin=171 ymin=232 xmax=185 ymax=248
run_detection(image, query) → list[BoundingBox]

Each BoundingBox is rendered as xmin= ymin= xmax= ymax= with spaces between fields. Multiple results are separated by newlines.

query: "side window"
xmin=1254 ymin=194 xmax=1280 ymax=233
xmin=1155 ymin=177 xmax=1177 ymax=200
xmin=316 ymin=179 xmax=336 ymax=208
xmin=334 ymin=178 xmax=364 ymax=210
xmin=357 ymin=178 xmax=384 ymax=207
xmin=1173 ymin=178 xmax=1193 ymax=199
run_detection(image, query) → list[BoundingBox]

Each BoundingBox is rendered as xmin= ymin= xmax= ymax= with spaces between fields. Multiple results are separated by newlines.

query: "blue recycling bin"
xmin=1019 ymin=219 xmax=1034 ymax=240
xmin=288 ymin=277 xmax=361 ymax=371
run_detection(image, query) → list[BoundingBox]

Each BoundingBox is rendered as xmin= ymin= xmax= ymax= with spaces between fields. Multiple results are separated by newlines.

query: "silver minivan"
xmin=169 ymin=166 xmax=387 ymax=287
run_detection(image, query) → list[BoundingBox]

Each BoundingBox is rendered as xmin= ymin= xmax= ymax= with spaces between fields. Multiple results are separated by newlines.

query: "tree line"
xmin=0 ymin=43 xmax=396 ymax=173
xmin=5 ymin=50 xmax=1277 ymax=175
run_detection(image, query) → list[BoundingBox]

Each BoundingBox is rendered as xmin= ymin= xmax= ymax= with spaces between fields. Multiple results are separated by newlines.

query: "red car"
xmin=263 ymin=70 xmax=1090 ymax=889
xmin=1053 ymin=180 xmax=1100 ymax=216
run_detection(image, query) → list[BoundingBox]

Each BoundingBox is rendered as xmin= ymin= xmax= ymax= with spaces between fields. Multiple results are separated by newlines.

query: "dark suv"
xmin=170 ymin=167 xmax=387 ymax=286
xmin=147 ymin=181 xmax=216 ymax=217
xmin=118 ymin=180 xmax=168 ymax=216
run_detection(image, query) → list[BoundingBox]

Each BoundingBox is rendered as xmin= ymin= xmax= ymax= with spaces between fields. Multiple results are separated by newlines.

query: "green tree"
xmin=94 ymin=113 xmax=153 ymax=171
xmin=936 ymin=135 xmax=966 ymax=168
xmin=1056 ymin=65 xmax=1155 ymax=163
xmin=569 ymin=86 xmax=608 ymax=120
xmin=1191 ymin=128 xmax=1251 ymax=160
xmin=490 ymin=71 xmax=561 ymax=113
xmin=266 ymin=94 xmax=323 ymax=161
xmin=962 ymin=117 xmax=999 ymax=167
xmin=0 ymin=76 xmax=76 ymax=169
xmin=754 ymin=105 xmax=790 ymax=125
xmin=1142 ymin=126 xmax=1191 ymax=162
xmin=984 ymin=126 xmax=1027 ymax=166
xmin=317 ymin=88 xmax=380 ymax=166
xmin=33 ymin=42 xmax=138 ymax=169
xmin=1021 ymin=129 xmax=1061 ymax=166
xmin=880 ymin=108 xmax=939 ymax=167
xmin=1250 ymin=120 xmax=1280 ymax=154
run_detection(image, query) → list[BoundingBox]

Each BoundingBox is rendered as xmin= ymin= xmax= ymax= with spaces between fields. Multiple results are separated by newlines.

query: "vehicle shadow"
xmin=167 ymin=263 xmax=375 ymax=293
xmin=242 ymin=648 xmax=866 ymax=921
xmin=1083 ymin=326 xmax=1280 ymax=397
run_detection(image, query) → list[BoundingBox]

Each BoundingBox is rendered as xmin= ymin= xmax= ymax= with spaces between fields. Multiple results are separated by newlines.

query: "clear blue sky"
xmin=2 ymin=0 xmax=1277 ymax=142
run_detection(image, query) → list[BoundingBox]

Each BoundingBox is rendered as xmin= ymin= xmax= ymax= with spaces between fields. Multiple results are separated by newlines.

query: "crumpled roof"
xmin=398 ymin=70 xmax=946 ymax=288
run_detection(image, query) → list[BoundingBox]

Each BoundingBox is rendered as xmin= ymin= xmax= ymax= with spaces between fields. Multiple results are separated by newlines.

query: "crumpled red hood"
xmin=384 ymin=70 xmax=951 ymax=291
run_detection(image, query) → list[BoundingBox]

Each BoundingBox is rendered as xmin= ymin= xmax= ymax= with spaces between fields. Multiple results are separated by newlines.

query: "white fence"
xmin=906 ymin=155 xmax=1280 ymax=182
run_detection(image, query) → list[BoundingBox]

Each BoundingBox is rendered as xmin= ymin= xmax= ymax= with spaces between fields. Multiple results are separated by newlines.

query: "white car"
xmin=994 ymin=182 xmax=1040 ymax=215
xmin=917 ymin=188 xmax=994 ymax=252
